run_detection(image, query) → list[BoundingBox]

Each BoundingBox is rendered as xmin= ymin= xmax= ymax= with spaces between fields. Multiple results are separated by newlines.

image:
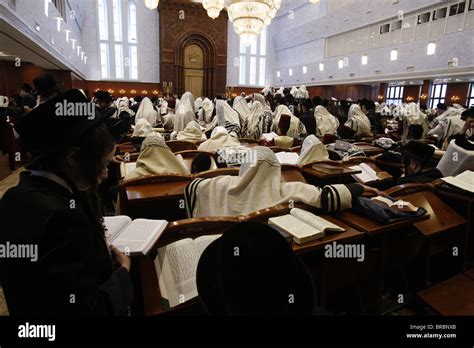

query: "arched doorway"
xmin=183 ymin=44 xmax=204 ymax=98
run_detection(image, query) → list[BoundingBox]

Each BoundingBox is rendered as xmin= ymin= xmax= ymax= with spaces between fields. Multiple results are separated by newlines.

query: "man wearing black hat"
xmin=0 ymin=89 xmax=133 ymax=316
xmin=33 ymin=73 xmax=61 ymax=105
xmin=196 ymin=222 xmax=317 ymax=315
xmin=94 ymin=90 xmax=116 ymax=116
xmin=18 ymin=83 xmax=36 ymax=112
xmin=397 ymin=141 xmax=442 ymax=184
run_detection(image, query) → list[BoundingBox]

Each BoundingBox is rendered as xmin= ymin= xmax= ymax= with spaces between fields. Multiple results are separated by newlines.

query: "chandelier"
xmin=144 ymin=0 xmax=159 ymax=10
xmin=203 ymin=0 xmax=225 ymax=19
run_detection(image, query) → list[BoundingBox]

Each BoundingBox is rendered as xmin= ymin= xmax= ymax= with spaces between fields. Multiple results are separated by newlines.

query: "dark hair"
xmin=312 ymin=96 xmax=322 ymax=107
xmin=303 ymin=98 xmax=313 ymax=111
xmin=191 ymin=154 xmax=212 ymax=174
xmin=361 ymin=99 xmax=375 ymax=111
xmin=408 ymin=124 xmax=424 ymax=140
xmin=321 ymin=99 xmax=329 ymax=108
xmin=437 ymin=103 xmax=447 ymax=111
xmin=135 ymin=95 xmax=143 ymax=103
xmin=461 ymin=107 xmax=474 ymax=121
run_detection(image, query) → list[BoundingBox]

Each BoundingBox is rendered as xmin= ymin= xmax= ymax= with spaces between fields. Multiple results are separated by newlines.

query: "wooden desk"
xmin=291 ymin=215 xmax=364 ymax=255
xmin=435 ymin=184 xmax=474 ymax=264
xmin=418 ymin=274 xmax=474 ymax=315
xmin=281 ymin=164 xmax=307 ymax=183
xmin=303 ymin=163 xmax=361 ymax=185
xmin=356 ymin=144 xmax=385 ymax=157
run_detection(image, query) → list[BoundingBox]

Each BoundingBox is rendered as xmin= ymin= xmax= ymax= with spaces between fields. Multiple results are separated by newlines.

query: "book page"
xmin=195 ymin=234 xmax=221 ymax=256
xmin=112 ymin=218 xmax=167 ymax=255
xmin=156 ymin=239 xmax=199 ymax=308
xmin=275 ymin=152 xmax=300 ymax=165
xmin=262 ymin=132 xmax=277 ymax=142
xmin=269 ymin=215 xmax=324 ymax=243
xmin=456 ymin=171 xmax=474 ymax=186
xmin=349 ymin=163 xmax=379 ymax=183
xmin=103 ymin=216 xmax=132 ymax=245
xmin=290 ymin=208 xmax=345 ymax=232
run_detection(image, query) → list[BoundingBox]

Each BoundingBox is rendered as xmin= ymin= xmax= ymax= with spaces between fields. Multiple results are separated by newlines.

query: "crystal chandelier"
xmin=202 ymin=0 xmax=225 ymax=19
xmin=226 ymin=0 xmax=275 ymax=45
xmin=144 ymin=0 xmax=159 ymax=10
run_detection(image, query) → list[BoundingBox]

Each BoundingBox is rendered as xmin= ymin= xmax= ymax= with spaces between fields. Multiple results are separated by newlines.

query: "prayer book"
xmin=312 ymin=163 xmax=344 ymax=174
xmin=371 ymin=196 xmax=418 ymax=213
xmin=120 ymin=162 xmax=136 ymax=178
xmin=442 ymin=170 xmax=474 ymax=193
xmin=349 ymin=163 xmax=379 ymax=183
xmin=103 ymin=216 xmax=168 ymax=256
xmin=268 ymin=208 xmax=345 ymax=245
xmin=262 ymin=132 xmax=278 ymax=142
xmin=154 ymin=234 xmax=221 ymax=308
xmin=275 ymin=152 xmax=300 ymax=165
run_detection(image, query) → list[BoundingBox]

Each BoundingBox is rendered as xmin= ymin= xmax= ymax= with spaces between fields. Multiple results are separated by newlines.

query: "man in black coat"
xmin=0 ymin=89 xmax=133 ymax=316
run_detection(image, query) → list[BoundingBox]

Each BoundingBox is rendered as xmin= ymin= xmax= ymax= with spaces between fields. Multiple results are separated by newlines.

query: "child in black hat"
xmin=0 ymin=89 xmax=133 ymax=316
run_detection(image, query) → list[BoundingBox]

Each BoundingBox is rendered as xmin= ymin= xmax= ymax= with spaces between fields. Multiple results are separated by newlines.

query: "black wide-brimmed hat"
xmin=401 ymin=141 xmax=435 ymax=163
xmin=95 ymin=90 xmax=113 ymax=103
xmin=15 ymin=89 xmax=111 ymax=153
xmin=196 ymin=222 xmax=316 ymax=315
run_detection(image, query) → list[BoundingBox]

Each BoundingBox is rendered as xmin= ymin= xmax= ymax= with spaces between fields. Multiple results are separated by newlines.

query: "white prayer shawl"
xmin=244 ymin=101 xmax=265 ymax=140
xmin=273 ymin=105 xmax=307 ymax=138
xmin=296 ymin=135 xmax=329 ymax=166
xmin=132 ymin=118 xmax=157 ymax=137
xmin=296 ymin=85 xmax=309 ymax=99
xmin=185 ymin=147 xmax=354 ymax=218
xmin=437 ymin=139 xmax=474 ymax=176
xmin=290 ymin=86 xmax=298 ymax=96
xmin=115 ymin=97 xmax=135 ymax=118
xmin=402 ymin=103 xmax=430 ymax=141
xmin=275 ymin=87 xmax=284 ymax=97
xmin=430 ymin=107 xmax=465 ymax=148
xmin=174 ymin=92 xmax=197 ymax=132
xmin=124 ymin=136 xmax=189 ymax=180
xmin=345 ymin=104 xmax=371 ymax=135
xmin=177 ymin=120 xmax=206 ymax=141
xmin=216 ymin=100 xmax=241 ymax=137
xmin=198 ymin=127 xmax=241 ymax=152
xmin=159 ymin=99 xmax=168 ymax=115
xmin=253 ymin=93 xmax=266 ymax=106
xmin=162 ymin=112 xmax=175 ymax=130
xmin=314 ymin=106 xmax=340 ymax=137
xmin=202 ymin=98 xmax=214 ymax=124
xmin=261 ymin=86 xmax=273 ymax=96
xmin=135 ymin=97 xmax=158 ymax=126
xmin=233 ymin=96 xmax=251 ymax=119
xmin=195 ymin=97 xmax=203 ymax=110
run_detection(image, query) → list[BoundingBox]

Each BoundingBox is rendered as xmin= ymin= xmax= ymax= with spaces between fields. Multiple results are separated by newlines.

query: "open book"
xmin=120 ymin=162 xmax=136 ymax=178
xmin=371 ymin=196 xmax=418 ymax=213
xmin=275 ymin=152 xmax=300 ymax=165
xmin=268 ymin=208 xmax=345 ymax=245
xmin=103 ymin=216 xmax=168 ymax=256
xmin=349 ymin=163 xmax=379 ymax=183
xmin=262 ymin=132 xmax=277 ymax=142
xmin=442 ymin=170 xmax=474 ymax=193
xmin=154 ymin=234 xmax=221 ymax=308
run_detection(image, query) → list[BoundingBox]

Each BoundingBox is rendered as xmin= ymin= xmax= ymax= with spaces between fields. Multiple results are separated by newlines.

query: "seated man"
xmin=398 ymin=141 xmax=442 ymax=184
xmin=437 ymin=107 xmax=474 ymax=177
xmin=185 ymin=146 xmax=376 ymax=218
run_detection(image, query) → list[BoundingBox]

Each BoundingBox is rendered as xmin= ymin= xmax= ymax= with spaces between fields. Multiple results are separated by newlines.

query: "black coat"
xmin=299 ymin=111 xmax=317 ymax=136
xmin=0 ymin=172 xmax=133 ymax=316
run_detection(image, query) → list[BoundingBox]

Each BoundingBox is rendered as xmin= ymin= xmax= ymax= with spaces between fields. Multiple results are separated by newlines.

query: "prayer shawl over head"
xmin=402 ymin=103 xmax=430 ymax=141
xmin=195 ymin=97 xmax=203 ymax=110
xmin=177 ymin=120 xmax=206 ymax=141
xmin=437 ymin=139 xmax=474 ymax=176
xmin=185 ymin=146 xmax=355 ymax=218
xmin=202 ymin=98 xmax=214 ymax=124
xmin=233 ymin=96 xmax=251 ymax=119
xmin=115 ymin=97 xmax=135 ymax=118
xmin=273 ymin=105 xmax=307 ymax=138
xmin=261 ymin=86 xmax=272 ymax=96
xmin=345 ymin=104 xmax=371 ymax=136
xmin=216 ymin=100 xmax=242 ymax=137
xmin=296 ymin=135 xmax=329 ymax=166
xmin=275 ymin=87 xmax=284 ymax=97
xmin=159 ymin=99 xmax=168 ymax=115
xmin=295 ymin=85 xmax=309 ymax=99
xmin=132 ymin=118 xmax=157 ymax=137
xmin=162 ymin=112 xmax=175 ymax=130
xmin=429 ymin=107 xmax=466 ymax=150
xmin=198 ymin=126 xmax=241 ymax=152
xmin=124 ymin=135 xmax=189 ymax=180
xmin=135 ymin=97 xmax=158 ymax=126
xmin=290 ymin=86 xmax=298 ymax=96
xmin=243 ymin=101 xmax=266 ymax=140
xmin=314 ymin=105 xmax=340 ymax=137
xmin=174 ymin=92 xmax=197 ymax=132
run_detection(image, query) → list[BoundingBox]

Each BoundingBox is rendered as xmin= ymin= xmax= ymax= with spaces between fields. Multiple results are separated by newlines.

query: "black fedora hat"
xmin=401 ymin=141 xmax=435 ymax=163
xmin=15 ymin=89 xmax=110 ymax=153
xmin=196 ymin=222 xmax=316 ymax=315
